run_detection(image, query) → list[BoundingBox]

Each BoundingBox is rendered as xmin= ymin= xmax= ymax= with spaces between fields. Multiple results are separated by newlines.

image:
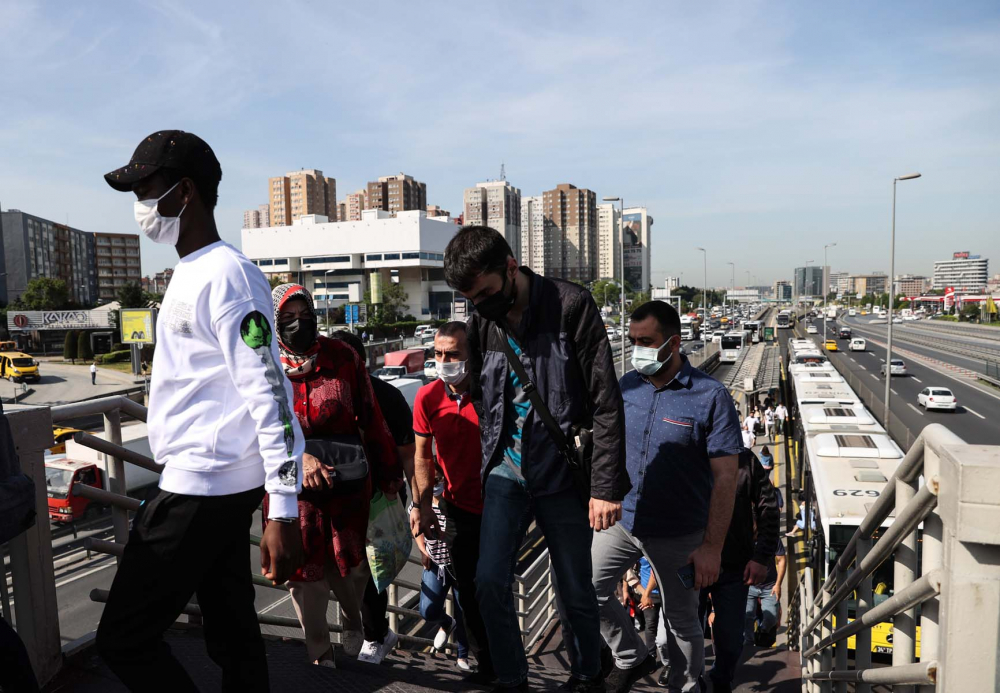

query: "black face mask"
xmin=279 ymin=316 xmax=318 ymax=353
xmin=473 ymin=271 xmax=517 ymax=322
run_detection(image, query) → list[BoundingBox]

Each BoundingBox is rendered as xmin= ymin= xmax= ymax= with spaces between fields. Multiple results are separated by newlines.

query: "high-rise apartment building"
xmin=343 ymin=190 xmax=368 ymax=222
xmin=367 ymin=174 xmax=426 ymax=217
xmin=932 ymin=252 xmax=989 ymax=293
xmin=793 ymin=266 xmax=824 ymax=298
xmin=426 ymin=205 xmax=451 ymax=218
xmin=596 ymin=203 xmax=621 ymax=281
xmin=622 ymin=207 xmax=653 ymax=291
xmin=774 ymin=280 xmax=792 ymax=302
xmin=1 ymin=210 xmax=100 ymax=305
xmin=463 ymin=180 xmax=521 ymax=261
xmin=848 ymin=273 xmax=889 ymax=296
xmin=269 ymin=170 xmax=337 ymax=226
xmin=93 ymin=232 xmax=143 ymax=302
xmin=520 ymin=196 xmax=544 ymax=272
xmin=540 ymin=184 xmax=598 ymax=283
xmin=894 ymin=274 xmax=930 ymax=297
xmin=258 ymin=203 xmax=270 ymax=227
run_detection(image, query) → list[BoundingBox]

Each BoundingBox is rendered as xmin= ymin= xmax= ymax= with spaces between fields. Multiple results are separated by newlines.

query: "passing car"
xmin=849 ymin=338 xmax=867 ymax=352
xmin=806 ymin=324 xmax=818 ymax=334
xmin=892 ymin=317 xmax=903 ymax=324
xmin=374 ymin=366 xmax=407 ymax=381
xmin=0 ymin=352 xmax=41 ymax=383
xmin=917 ymin=387 xmax=957 ymax=411
xmin=880 ymin=359 xmax=907 ymax=377
xmin=824 ymin=340 xmax=838 ymax=352
xmin=50 ymin=427 xmax=83 ymax=455
xmin=839 ymin=327 xmax=852 ymax=339
xmin=423 ymin=360 xmax=437 ymax=379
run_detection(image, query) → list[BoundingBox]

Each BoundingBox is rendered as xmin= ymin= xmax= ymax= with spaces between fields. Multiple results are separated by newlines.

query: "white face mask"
xmin=437 ymin=359 xmax=467 ymax=384
xmin=134 ymin=181 xmax=186 ymax=245
xmin=631 ymin=338 xmax=676 ymax=376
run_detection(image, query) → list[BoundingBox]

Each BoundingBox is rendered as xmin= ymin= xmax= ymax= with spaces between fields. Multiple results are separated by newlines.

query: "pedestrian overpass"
xmin=5 ymin=396 xmax=999 ymax=691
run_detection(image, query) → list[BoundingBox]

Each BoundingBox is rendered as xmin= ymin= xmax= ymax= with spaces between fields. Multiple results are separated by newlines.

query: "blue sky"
xmin=1 ymin=0 xmax=998 ymax=288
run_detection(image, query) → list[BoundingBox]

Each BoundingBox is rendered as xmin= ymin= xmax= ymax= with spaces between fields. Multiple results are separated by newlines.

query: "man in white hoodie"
xmin=96 ymin=131 xmax=304 ymax=692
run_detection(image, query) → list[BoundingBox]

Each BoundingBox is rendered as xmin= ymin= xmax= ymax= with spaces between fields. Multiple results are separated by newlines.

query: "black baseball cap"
xmin=104 ymin=130 xmax=222 ymax=193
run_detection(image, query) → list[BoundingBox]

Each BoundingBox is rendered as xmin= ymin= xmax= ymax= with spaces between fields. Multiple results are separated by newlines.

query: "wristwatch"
xmin=270 ymin=517 xmax=297 ymax=524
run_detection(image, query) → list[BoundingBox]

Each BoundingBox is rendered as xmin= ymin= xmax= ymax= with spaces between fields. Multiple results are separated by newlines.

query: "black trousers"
xmin=446 ymin=501 xmax=494 ymax=674
xmin=0 ymin=617 xmax=40 ymax=692
xmin=96 ymin=486 xmax=268 ymax=692
xmin=361 ymin=576 xmax=390 ymax=642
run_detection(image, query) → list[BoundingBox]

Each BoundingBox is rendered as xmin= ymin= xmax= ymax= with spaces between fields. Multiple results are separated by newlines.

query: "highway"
xmin=789 ymin=315 xmax=1000 ymax=447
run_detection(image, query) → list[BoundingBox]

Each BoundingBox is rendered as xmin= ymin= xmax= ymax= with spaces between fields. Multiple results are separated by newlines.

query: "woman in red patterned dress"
xmin=264 ymin=284 xmax=401 ymax=667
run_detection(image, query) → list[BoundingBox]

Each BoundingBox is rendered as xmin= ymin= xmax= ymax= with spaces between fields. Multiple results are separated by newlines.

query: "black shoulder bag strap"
xmin=493 ymin=323 xmax=579 ymax=470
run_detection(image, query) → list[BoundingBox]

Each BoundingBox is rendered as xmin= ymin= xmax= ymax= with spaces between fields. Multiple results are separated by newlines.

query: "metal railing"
xmin=6 ymin=394 xmax=562 ymax=684
xmin=793 ymin=424 xmax=1000 ymax=692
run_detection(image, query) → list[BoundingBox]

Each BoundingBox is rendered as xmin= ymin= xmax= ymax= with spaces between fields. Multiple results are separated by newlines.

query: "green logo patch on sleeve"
xmin=240 ymin=311 xmax=272 ymax=349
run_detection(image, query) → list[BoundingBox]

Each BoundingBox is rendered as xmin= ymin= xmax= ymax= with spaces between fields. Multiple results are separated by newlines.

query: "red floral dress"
xmin=263 ymin=337 xmax=401 ymax=581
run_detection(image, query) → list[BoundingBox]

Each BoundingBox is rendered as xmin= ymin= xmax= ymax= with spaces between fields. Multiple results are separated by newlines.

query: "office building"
xmin=727 ymin=288 xmax=761 ymax=303
xmin=520 ymin=196 xmax=544 ymax=272
xmin=367 ymin=174 xmax=427 ymax=217
xmin=849 ymin=273 xmax=889 ymax=297
xmin=774 ymin=280 xmax=792 ymax=302
xmin=988 ymin=274 xmax=1000 ymax=294
xmin=894 ymin=274 xmax=930 ymax=297
xmin=540 ymin=184 xmax=598 ymax=283
xmin=932 ymin=252 xmax=989 ymax=293
xmin=93 ymin=232 xmax=143 ymax=302
xmin=242 ymin=209 xmax=458 ymax=318
xmin=597 ymin=203 xmax=621 ymax=281
xmin=793 ymin=266 xmax=824 ymax=298
xmin=269 ymin=169 xmax=337 ymax=226
xmin=622 ymin=207 xmax=653 ymax=291
xmin=1 ymin=209 xmax=100 ymax=305
xmin=464 ymin=180 xmax=521 ymax=262
xmin=828 ymin=272 xmax=849 ymax=295
xmin=664 ymin=276 xmax=681 ymax=291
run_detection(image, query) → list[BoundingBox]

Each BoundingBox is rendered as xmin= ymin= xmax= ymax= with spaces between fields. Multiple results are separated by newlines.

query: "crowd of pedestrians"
xmin=90 ymin=132 xmax=789 ymax=693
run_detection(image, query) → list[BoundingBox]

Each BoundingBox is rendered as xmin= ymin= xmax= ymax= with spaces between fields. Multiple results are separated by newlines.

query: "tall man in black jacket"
xmin=430 ymin=226 xmax=629 ymax=692
xmin=700 ymin=448 xmax=779 ymax=693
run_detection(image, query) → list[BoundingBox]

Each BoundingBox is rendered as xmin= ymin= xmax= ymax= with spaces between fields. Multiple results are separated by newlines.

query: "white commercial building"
xmin=241 ymin=209 xmax=458 ymax=319
xmin=596 ymin=203 xmax=621 ymax=281
xmin=464 ymin=180 xmax=521 ymax=261
xmin=622 ymin=207 xmax=653 ymax=291
xmin=520 ymin=195 xmax=545 ymax=273
xmin=932 ymin=252 xmax=989 ymax=293
xmin=727 ymin=288 xmax=761 ymax=303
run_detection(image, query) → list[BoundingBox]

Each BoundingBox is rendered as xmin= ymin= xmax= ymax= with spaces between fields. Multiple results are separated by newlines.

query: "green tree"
xmin=381 ymin=281 xmax=409 ymax=323
xmin=960 ymin=303 xmax=980 ymax=322
xmin=116 ymin=282 xmax=146 ymax=309
xmin=77 ymin=331 xmax=94 ymax=361
xmin=268 ymin=275 xmax=286 ymax=290
xmin=17 ymin=277 xmax=69 ymax=310
xmin=64 ymin=330 xmax=79 ymax=363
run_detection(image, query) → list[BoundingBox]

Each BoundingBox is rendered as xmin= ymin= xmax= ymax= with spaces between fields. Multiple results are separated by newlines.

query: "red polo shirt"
xmin=413 ymin=379 xmax=484 ymax=515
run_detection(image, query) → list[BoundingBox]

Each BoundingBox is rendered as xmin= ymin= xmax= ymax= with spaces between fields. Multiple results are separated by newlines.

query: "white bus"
xmin=719 ymin=331 xmax=745 ymax=364
xmin=776 ymin=310 xmax=793 ymax=329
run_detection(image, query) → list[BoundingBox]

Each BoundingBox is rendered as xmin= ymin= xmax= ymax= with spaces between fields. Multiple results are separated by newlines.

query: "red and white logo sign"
xmin=12 ymin=314 xmax=28 ymax=328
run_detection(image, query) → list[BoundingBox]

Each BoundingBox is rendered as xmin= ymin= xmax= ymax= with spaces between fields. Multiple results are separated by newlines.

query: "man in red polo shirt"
xmin=412 ymin=321 xmax=493 ymax=680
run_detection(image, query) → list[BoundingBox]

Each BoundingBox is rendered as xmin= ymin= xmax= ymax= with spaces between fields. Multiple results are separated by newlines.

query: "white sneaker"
xmin=433 ymin=618 xmax=457 ymax=650
xmin=341 ymin=629 xmax=364 ymax=658
xmin=358 ymin=628 xmax=399 ymax=664
xmin=457 ymin=658 xmax=474 ymax=672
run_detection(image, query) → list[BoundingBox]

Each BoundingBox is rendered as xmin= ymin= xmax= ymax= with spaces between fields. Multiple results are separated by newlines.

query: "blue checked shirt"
xmin=619 ymin=355 xmax=745 ymax=538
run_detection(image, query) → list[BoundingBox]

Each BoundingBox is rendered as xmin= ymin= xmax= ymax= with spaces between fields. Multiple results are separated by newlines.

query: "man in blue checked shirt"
xmin=592 ymin=301 xmax=743 ymax=693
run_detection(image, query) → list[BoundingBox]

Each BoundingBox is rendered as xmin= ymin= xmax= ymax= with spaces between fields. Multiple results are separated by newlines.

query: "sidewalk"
xmin=12 ymin=361 xmax=142 ymax=406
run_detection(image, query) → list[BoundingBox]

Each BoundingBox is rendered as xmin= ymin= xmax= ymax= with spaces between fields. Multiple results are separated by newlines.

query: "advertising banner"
xmin=121 ymin=309 xmax=156 ymax=344
xmin=6 ymin=310 xmax=112 ymax=331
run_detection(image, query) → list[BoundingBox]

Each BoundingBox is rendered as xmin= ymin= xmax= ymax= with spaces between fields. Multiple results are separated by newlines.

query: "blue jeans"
xmin=745 ymin=582 xmax=779 ymax=644
xmin=477 ymin=466 xmax=601 ymax=686
xmin=699 ymin=568 xmax=750 ymax=687
xmin=420 ymin=565 xmax=469 ymax=660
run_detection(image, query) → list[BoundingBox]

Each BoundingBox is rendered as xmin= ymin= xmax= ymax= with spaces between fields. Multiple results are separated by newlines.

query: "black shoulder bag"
xmin=494 ymin=324 xmax=593 ymax=502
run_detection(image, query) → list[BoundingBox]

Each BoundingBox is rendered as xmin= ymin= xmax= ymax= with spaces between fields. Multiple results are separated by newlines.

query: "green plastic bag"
xmin=366 ymin=491 xmax=413 ymax=593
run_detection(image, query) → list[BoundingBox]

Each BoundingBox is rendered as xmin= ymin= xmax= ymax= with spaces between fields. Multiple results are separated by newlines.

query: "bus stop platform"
xmin=43 ymin=620 xmax=800 ymax=692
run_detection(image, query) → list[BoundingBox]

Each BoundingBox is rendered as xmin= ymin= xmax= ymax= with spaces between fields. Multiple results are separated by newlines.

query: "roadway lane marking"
xmin=965 ymin=406 xmax=986 ymax=420
xmin=912 ymin=377 xmax=923 ymax=383
xmin=850 ymin=357 xmax=856 ymax=363
xmin=907 ymin=403 xmax=925 ymax=416
xmin=870 ymin=374 xmax=879 ymax=381
xmin=54 ymin=558 xmax=117 ymax=589
xmin=259 ymin=594 xmax=293 ymax=615
xmin=891 ymin=389 xmax=899 ymax=395
xmin=859 ymin=364 xmax=866 ymax=371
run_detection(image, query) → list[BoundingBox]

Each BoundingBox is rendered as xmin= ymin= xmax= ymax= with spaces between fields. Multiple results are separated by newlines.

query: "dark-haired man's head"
xmin=444 ymin=226 xmax=520 ymax=321
xmin=331 ymin=330 xmax=367 ymax=366
xmin=434 ymin=321 xmax=469 ymax=363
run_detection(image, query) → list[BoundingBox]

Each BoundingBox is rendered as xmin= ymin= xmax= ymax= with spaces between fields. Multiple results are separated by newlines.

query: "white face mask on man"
xmin=134 ymin=181 xmax=186 ymax=245
xmin=630 ymin=337 xmax=677 ymax=376
xmin=437 ymin=359 xmax=467 ymax=384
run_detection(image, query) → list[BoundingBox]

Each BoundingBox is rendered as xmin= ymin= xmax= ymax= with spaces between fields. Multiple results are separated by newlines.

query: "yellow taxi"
xmin=0 ymin=352 xmax=41 ymax=383
xmin=824 ymin=339 xmax=839 ymax=352
xmin=50 ymin=427 xmax=83 ymax=454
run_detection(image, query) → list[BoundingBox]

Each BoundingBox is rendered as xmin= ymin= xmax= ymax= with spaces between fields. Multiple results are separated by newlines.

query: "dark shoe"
xmin=754 ymin=627 xmax=777 ymax=648
xmin=605 ymin=654 xmax=657 ymax=693
xmin=600 ymin=643 xmax=614 ymax=678
xmin=657 ymin=666 xmax=670 ymax=687
xmin=709 ymin=678 xmax=732 ymax=693
xmin=558 ymin=676 xmax=605 ymax=693
xmin=487 ymin=681 xmax=528 ymax=693
xmin=465 ymin=668 xmax=499 ymax=686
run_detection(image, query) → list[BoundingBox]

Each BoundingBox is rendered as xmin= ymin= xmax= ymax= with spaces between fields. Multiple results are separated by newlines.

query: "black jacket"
xmin=721 ymin=448 xmax=779 ymax=571
xmin=467 ymin=268 xmax=630 ymax=501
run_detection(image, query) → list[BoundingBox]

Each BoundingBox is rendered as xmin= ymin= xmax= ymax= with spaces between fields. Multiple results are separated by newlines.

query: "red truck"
xmin=45 ymin=424 xmax=159 ymax=523
xmin=376 ymin=349 xmax=426 ymax=381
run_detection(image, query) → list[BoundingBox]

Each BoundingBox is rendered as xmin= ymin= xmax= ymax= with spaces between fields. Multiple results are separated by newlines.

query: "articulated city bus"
xmin=719 ymin=331 xmax=745 ymax=364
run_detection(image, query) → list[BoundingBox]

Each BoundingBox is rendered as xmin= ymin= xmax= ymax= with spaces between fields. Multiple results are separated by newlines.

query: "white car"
xmin=806 ymin=324 xmax=818 ymax=334
xmin=892 ymin=317 xmax=903 ymax=324
xmin=849 ymin=338 xmax=867 ymax=352
xmin=423 ymin=360 xmax=437 ymax=379
xmin=880 ymin=359 xmax=907 ymax=377
xmin=918 ymin=387 xmax=957 ymax=411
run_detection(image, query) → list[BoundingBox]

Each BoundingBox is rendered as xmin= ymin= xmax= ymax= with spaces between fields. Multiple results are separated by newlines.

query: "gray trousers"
xmin=592 ymin=524 xmax=705 ymax=693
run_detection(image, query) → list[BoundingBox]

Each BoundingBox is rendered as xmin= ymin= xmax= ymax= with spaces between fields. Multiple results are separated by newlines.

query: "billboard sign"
xmin=953 ymin=252 xmax=970 ymax=260
xmin=121 ymin=309 xmax=156 ymax=344
xmin=6 ymin=310 xmax=112 ymax=331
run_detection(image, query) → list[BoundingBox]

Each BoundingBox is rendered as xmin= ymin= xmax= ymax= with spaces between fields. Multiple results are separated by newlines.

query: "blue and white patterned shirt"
xmin=619 ymin=355 xmax=744 ymax=538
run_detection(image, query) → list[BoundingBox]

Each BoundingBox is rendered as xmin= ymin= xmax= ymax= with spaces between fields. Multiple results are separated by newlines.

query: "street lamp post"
xmin=823 ymin=242 xmax=836 ymax=343
xmin=697 ymin=247 xmax=708 ymax=351
xmin=603 ymin=196 xmax=626 ymax=374
xmin=727 ymin=262 xmax=735 ymax=323
xmin=884 ymin=173 xmax=922 ymax=425
xmin=324 ymin=269 xmax=335 ymax=335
